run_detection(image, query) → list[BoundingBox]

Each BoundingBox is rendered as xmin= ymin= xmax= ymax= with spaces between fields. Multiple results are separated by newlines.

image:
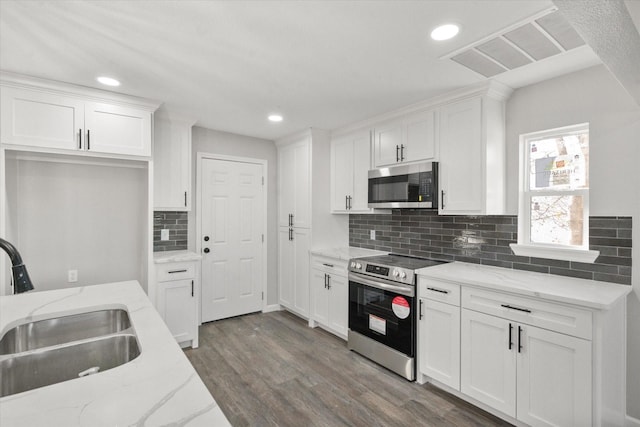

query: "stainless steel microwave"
xmin=368 ymin=161 xmax=438 ymax=209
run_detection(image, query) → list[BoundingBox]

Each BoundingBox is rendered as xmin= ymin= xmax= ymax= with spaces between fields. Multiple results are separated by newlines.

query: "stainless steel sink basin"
xmin=0 ymin=309 xmax=131 ymax=355
xmin=0 ymin=334 xmax=140 ymax=397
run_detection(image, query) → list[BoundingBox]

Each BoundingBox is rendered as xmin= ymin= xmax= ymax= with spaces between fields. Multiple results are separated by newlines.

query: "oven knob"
xmin=350 ymin=261 xmax=356 ymax=268
xmin=399 ymin=271 xmax=407 ymax=279
xmin=392 ymin=269 xmax=400 ymax=278
xmin=356 ymin=263 xmax=362 ymax=269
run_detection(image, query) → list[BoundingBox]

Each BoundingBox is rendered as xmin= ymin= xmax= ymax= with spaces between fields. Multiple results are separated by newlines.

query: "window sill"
xmin=509 ymin=244 xmax=600 ymax=263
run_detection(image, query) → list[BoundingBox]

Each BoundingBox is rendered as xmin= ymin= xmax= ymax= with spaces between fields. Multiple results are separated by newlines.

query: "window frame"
xmin=510 ymin=123 xmax=599 ymax=263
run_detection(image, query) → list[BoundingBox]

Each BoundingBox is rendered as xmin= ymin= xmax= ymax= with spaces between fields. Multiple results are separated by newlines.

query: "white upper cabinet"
xmin=84 ymin=102 xmax=151 ymax=156
xmin=331 ymin=129 xmax=372 ymax=213
xmin=278 ymin=137 xmax=311 ymax=228
xmin=439 ymin=90 xmax=508 ymax=215
xmin=0 ymin=74 xmax=159 ymax=159
xmin=153 ymin=113 xmax=195 ymax=211
xmin=373 ymin=109 xmax=437 ymax=167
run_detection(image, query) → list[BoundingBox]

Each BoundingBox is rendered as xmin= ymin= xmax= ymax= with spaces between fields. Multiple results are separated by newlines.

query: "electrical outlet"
xmin=161 ymin=229 xmax=170 ymax=241
xmin=68 ymin=269 xmax=78 ymax=283
xmin=370 ymin=230 xmax=376 ymax=240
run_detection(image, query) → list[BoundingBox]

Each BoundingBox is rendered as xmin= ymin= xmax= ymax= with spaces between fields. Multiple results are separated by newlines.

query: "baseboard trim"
xmin=263 ymin=304 xmax=281 ymax=313
xmin=627 ymin=414 xmax=640 ymax=427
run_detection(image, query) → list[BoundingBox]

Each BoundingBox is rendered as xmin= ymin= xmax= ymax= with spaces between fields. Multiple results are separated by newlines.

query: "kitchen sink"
xmin=0 ymin=308 xmax=140 ymax=398
xmin=0 ymin=334 xmax=140 ymax=397
xmin=0 ymin=309 xmax=131 ymax=355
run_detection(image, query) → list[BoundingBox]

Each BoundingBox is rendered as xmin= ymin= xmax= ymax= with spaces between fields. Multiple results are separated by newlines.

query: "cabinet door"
xmin=517 ymin=326 xmax=592 ymax=427
xmin=331 ymin=136 xmax=354 ymax=213
xmin=153 ymin=115 xmax=192 ymax=210
xmin=351 ymin=132 xmax=372 ymax=212
xmin=278 ymin=144 xmax=296 ymax=227
xmin=403 ymin=110 xmax=437 ymax=163
xmin=373 ymin=120 xmax=403 ymax=167
xmin=418 ymin=299 xmax=460 ymax=390
xmin=439 ymin=98 xmax=483 ymax=213
xmin=461 ymin=309 xmax=516 ymax=417
xmin=0 ymin=87 xmax=84 ymax=151
xmin=84 ymin=102 xmax=151 ymax=156
xmin=157 ymin=279 xmax=196 ymax=344
xmin=311 ymin=268 xmax=329 ymax=326
xmin=292 ymin=228 xmax=310 ymax=317
xmin=327 ymin=273 xmax=348 ymax=338
xmin=293 ymin=141 xmax=311 ymax=228
xmin=278 ymin=227 xmax=294 ymax=309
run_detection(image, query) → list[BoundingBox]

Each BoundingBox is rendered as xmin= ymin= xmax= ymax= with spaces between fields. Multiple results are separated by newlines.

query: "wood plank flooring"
xmin=184 ymin=311 xmax=512 ymax=427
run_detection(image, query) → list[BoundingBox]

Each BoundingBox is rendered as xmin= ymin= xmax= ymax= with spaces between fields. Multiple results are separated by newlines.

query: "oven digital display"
xmin=365 ymin=265 xmax=389 ymax=275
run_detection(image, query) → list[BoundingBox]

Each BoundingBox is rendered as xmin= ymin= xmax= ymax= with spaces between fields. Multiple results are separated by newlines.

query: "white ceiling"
xmin=0 ymin=0 xmax=607 ymax=140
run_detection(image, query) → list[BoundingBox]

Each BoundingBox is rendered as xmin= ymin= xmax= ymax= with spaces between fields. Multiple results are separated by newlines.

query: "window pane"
xmin=529 ymin=132 xmax=589 ymax=190
xmin=530 ymin=195 xmax=584 ymax=246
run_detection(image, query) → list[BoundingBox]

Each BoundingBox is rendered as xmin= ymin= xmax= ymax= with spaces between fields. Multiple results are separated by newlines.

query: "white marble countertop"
xmin=0 ymin=281 xmax=230 ymax=426
xmin=310 ymin=246 xmax=388 ymax=261
xmin=416 ymin=262 xmax=632 ymax=310
xmin=154 ymin=250 xmax=202 ymax=264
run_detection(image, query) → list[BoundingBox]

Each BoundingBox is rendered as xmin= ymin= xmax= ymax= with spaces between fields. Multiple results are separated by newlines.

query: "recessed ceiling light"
xmin=97 ymin=76 xmax=120 ymax=87
xmin=268 ymin=114 xmax=283 ymax=122
xmin=430 ymin=24 xmax=459 ymax=41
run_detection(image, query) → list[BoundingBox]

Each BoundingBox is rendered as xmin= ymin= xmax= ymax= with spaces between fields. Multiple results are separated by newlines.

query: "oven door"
xmin=348 ymin=273 xmax=416 ymax=357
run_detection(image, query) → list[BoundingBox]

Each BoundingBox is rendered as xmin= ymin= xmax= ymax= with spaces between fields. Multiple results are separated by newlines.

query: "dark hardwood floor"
xmin=184 ymin=311 xmax=512 ymax=427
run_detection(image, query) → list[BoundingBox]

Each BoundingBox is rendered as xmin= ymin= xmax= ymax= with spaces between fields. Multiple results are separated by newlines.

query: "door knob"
xmin=204 ymin=236 xmax=210 ymax=241
xmin=203 ymin=248 xmax=210 ymax=253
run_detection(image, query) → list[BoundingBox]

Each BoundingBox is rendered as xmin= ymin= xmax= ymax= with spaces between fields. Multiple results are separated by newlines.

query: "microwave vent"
xmin=446 ymin=9 xmax=585 ymax=78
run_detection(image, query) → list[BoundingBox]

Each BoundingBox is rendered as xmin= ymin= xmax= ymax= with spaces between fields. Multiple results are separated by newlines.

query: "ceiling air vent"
xmin=448 ymin=9 xmax=585 ymax=78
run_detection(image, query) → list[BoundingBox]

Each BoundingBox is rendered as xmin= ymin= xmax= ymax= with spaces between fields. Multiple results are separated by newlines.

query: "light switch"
xmin=370 ymin=230 xmax=376 ymax=240
xmin=161 ymin=229 xmax=170 ymax=241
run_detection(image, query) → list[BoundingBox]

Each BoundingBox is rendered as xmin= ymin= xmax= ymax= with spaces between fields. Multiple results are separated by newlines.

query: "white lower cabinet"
xmin=309 ymin=255 xmax=348 ymax=339
xmin=417 ymin=278 xmax=461 ymax=390
xmin=154 ymin=260 xmax=199 ymax=348
xmin=278 ymin=227 xmax=311 ymax=318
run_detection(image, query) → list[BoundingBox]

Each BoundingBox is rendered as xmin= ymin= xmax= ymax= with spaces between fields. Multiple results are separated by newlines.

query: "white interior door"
xmin=201 ymin=158 xmax=264 ymax=322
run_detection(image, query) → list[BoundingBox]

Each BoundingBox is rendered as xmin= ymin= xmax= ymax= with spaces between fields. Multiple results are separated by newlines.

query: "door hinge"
xmin=262 ymin=291 xmax=264 ymax=300
xmin=262 ymin=176 xmax=264 ymax=185
xmin=262 ymin=234 xmax=264 ymax=243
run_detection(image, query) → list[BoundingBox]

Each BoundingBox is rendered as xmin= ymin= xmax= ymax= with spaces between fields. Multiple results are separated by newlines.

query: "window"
xmin=511 ymin=123 xmax=599 ymax=262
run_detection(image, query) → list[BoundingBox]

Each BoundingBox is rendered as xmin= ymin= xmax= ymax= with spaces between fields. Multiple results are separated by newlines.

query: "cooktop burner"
xmin=348 ymin=254 xmax=447 ymax=285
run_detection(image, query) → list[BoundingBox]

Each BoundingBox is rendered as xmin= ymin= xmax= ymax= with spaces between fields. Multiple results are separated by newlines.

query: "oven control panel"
xmin=349 ymin=260 xmax=415 ymax=285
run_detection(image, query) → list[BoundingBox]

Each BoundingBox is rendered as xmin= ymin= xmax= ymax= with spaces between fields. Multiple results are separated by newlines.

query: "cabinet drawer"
xmin=311 ymin=256 xmax=347 ymax=276
xmin=462 ymin=287 xmax=592 ymax=340
xmin=418 ymin=278 xmax=460 ymax=306
xmin=156 ymin=262 xmax=196 ymax=282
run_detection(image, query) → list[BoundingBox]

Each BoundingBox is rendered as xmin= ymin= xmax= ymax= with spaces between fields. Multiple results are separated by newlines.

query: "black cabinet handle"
xmin=322 ymin=263 xmax=334 ymax=268
xmin=324 ymin=273 xmax=328 ymax=288
xmin=348 ymin=196 xmax=352 ymax=210
xmin=168 ymin=269 xmax=187 ymax=274
xmin=427 ymin=287 xmax=449 ymax=294
xmin=501 ymin=304 xmax=532 ymax=313
xmin=419 ymin=299 xmax=424 ymax=320
xmin=184 ymin=191 xmax=187 ymax=207
xmin=508 ymin=323 xmax=513 ymax=350
xmin=396 ymin=145 xmax=399 ymax=162
xmin=345 ymin=195 xmax=348 ymax=210
xmin=518 ymin=326 xmax=523 ymax=353
xmin=78 ymin=129 xmax=82 ymax=149
xmin=441 ymin=190 xmax=445 ymax=209
xmin=191 ymin=280 xmax=194 ymax=297
xmin=87 ymin=129 xmax=90 ymax=150
xmin=327 ymin=274 xmax=331 ymax=290
xmin=400 ymin=144 xmax=405 ymax=161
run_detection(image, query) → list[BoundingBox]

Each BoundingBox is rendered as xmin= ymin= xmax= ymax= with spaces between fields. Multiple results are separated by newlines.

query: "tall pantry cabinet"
xmin=276 ymin=129 xmax=335 ymax=319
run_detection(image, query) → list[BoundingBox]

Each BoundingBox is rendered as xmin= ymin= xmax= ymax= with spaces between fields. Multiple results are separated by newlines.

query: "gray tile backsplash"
xmin=349 ymin=211 xmax=632 ymax=285
xmin=153 ymin=211 xmax=188 ymax=252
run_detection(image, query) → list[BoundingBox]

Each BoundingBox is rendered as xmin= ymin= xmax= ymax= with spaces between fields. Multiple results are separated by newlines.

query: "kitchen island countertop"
xmin=0 ymin=281 xmax=230 ymax=427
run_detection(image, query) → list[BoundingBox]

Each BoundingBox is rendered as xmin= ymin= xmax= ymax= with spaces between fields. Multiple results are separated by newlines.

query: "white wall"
xmin=505 ymin=64 xmax=640 ymax=418
xmin=190 ymin=126 xmax=278 ymax=306
xmin=5 ymin=157 xmax=148 ymax=292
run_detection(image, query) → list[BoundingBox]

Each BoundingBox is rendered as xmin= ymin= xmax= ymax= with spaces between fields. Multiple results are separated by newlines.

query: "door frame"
xmin=196 ymin=152 xmax=268 ymax=323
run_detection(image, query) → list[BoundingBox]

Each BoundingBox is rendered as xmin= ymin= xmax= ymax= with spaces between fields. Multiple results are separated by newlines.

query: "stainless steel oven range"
xmin=347 ymin=254 xmax=446 ymax=381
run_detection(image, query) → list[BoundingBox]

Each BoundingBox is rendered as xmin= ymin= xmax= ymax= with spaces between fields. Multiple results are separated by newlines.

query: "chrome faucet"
xmin=0 ymin=237 xmax=35 ymax=294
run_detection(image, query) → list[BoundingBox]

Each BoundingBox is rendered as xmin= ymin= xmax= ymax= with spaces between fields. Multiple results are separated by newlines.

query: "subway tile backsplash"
xmin=153 ymin=211 xmax=188 ymax=252
xmin=349 ymin=211 xmax=632 ymax=285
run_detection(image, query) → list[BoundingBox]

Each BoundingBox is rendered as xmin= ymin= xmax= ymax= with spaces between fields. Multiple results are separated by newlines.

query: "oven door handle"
xmin=349 ymin=274 xmax=415 ymax=297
